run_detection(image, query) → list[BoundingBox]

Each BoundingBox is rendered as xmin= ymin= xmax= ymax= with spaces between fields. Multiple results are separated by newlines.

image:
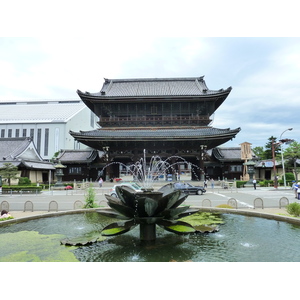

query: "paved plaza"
xmin=1 ymin=180 xmax=298 ymax=219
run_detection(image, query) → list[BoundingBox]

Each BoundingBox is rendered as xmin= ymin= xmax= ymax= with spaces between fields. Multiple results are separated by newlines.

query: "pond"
xmin=1 ymin=212 xmax=300 ymax=262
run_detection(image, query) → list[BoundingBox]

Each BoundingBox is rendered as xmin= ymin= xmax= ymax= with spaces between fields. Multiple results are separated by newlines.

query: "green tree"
xmin=264 ymin=136 xmax=281 ymax=160
xmin=0 ymin=162 xmax=19 ymax=186
xmin=283 ymin=141 xmax=300 ymax=181
xmin=252 ymin=146 xmax=265 ymax=159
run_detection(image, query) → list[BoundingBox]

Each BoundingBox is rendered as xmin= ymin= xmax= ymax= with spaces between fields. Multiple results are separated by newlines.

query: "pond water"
xmin=1 ymin=212 xmax=300 ymax=262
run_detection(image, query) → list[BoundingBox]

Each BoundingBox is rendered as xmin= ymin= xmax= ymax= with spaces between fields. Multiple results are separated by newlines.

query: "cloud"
xmin=0 ymin=37 xmax=299 ymax=150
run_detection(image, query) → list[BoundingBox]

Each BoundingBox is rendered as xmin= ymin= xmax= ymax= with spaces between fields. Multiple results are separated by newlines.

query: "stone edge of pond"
xmin=1 ymin=207 xmax=300 ymax=226
xmin=195 ymin=207 xmax=300 ymax=225
xmin=0 ymin=209 xmax=98 ymax=225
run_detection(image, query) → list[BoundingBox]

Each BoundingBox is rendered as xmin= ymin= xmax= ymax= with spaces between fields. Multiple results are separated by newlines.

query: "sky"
xmin=0 ymin=1 xmax=299 ymax=151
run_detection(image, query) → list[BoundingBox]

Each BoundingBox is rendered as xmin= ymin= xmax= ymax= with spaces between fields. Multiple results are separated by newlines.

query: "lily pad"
xmin=194 ymin=225 xmax=220 ymax=233
xmin=179 ymin=212 xmax=224 ymax=226
xmin=60 ymin=231 xmax=106 ymax=246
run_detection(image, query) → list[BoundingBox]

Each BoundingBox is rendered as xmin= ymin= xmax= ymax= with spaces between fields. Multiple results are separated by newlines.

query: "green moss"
xmin=179 ymin=212 xmax=224 ymax=226
xmin=216 ymin=204 xmax=233 ymax=209
xmin=168 ymin=225 xmax=195 ymax=233
xmin=102 ymin=227 xmax=125 ymax=235
xmin=0 ymin=231 xmax=78 ymax=262
xmin=0 ymin=216 xmax=14 ymax=221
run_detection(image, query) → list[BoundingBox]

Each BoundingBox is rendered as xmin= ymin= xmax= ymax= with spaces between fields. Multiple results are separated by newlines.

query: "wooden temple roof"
xmin=77 ymin=77 xmax=232 ymax=112
xmin=70 ymin=127 xmax=241 ymax=150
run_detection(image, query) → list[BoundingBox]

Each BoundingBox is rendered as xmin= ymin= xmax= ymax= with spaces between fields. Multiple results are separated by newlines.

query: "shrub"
xmin=83 ymin=187 xmax=98 ymax=208
xmin=236 ymin=181 xmax=247 ymax=188
xmin=216 ymin=204 xmax=233 ymax=209
xmin=286 ymin=202 xmax=300 ymax=217
xmin=18 ymin=177 xmax=31 ymax=185
xmin=285 ymin=173 xmax=295 ymax=181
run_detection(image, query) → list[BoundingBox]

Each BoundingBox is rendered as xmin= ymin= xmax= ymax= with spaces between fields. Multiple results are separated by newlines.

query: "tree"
xmin=253 ymin=137 xmax=281 ymax=160
xmin=283 ymin=141 xmax=300 ymax=181
xmin=0 ymin=162 xmax=19 ymax=186
xmin=264 ymin=136 xmax=281 ymax=160
xmin=252 ymin=146 xmax=265 ymax=159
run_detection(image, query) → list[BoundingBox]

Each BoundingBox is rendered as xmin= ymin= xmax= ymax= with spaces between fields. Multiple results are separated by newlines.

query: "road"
xmin=1 ymin=181 xmax=297 ymax=213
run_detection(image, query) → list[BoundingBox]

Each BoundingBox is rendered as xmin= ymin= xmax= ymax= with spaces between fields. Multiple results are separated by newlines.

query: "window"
xmin=8 ymin=129 xmax=12 ymax=137
xmin=23 ymin=129 xmax=27 ymax=137
xmin=15 ymin=129 xmax=19 ymax=137
xmin=37 ymin=128 xmax=42 ymax=154
xmin=230 ymin=165 xmax=242 ymax=172
xmin=151 ymin=105 xmax=157 ymax=115
xmin=30 ymin=129 xmax=34 ymax=139
xmin=69 ymin=167 xmax=82 ymax=174
xmin=1 ymin=129 xmax=4 ymax=137
xmin=44 ymin=128 xmax=49 ymax=156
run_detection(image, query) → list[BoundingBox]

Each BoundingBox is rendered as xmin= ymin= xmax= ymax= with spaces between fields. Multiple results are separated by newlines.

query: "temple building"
xmin=70 ymin=76 xmax=240 ymax=180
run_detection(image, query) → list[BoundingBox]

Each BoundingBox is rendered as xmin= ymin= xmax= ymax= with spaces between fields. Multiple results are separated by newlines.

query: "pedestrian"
xmin=98 ymin=177 xmax=103 ymax=187
xmin=204 ymin=179 xmax=208 ymax=188
xmin=297 ymin=182 xmax=300 ymax=200
xmin=292 ymin=181 xmax=299 ymax=198
xmin=1 ymin=210 xmax=11 ymax=219
xmin=210 ymin=178 xmax=215 ymax=189
xmin=253 ymin=179 xmax=257 ymax=190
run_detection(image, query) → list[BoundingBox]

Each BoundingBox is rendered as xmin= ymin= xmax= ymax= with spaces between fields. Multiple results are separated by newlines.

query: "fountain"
xmin=96 ymin=150 xmax=207 ymax=242
xmin=4 ymin=151 xmax=300 ymax=262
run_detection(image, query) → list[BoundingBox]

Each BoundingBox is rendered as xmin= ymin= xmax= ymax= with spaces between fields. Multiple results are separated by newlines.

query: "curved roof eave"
xmin=69 ymin=127 xmax=241 ymax=142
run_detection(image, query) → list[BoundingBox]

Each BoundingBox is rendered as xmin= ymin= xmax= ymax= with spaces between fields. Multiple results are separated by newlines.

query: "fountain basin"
xmin=1 ymin=208 xmax=300 ymax=262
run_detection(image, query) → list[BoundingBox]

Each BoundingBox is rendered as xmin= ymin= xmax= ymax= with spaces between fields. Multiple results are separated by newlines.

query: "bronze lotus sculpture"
xmin=97 ymin=184 xmax=200 ymax=242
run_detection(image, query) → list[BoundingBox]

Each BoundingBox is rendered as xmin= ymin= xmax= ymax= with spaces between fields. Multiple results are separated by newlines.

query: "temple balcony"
xmin=99 ymin=115 xmax=211 ymax=127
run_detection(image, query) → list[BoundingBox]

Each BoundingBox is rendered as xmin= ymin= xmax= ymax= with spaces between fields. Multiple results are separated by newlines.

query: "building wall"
xmin=0 ymin=106 xmax=98 ymax=160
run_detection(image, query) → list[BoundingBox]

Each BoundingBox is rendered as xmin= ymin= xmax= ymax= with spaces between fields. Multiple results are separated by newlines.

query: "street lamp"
xmin=280 ymin=128 xmax=293 ymax=189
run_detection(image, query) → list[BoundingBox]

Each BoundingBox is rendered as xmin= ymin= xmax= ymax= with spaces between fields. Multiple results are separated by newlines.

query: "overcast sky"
xmin=1 ymin=2 xmax=299 ymax=150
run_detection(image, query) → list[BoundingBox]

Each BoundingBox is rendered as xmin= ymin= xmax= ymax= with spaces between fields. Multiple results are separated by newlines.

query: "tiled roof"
xmin=21 ymin=160 xmax=55 ymax=170
xmin=78 ymin=77 xmax=231 ymax=98
xmin=0 ymin=101 xmax=85 ymax=124
xmin=0 ymin=137 xmax=32 ymax=160
xmin=213 ymin=147 xmax=256 ymax=161
xmin=57 ymin=149 xmax=98 ymax=163
xmin=70 ymin=127 xmax=241 ymax=140
xmin=0 ymin=137 xmax=55 ymax=170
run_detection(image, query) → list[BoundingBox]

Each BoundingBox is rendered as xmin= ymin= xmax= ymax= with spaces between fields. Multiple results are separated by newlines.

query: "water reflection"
xmin=1 ymin=213 xmax=300 ymax=262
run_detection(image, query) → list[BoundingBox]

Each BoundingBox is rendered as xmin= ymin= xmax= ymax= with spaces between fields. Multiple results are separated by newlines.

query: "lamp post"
xmin=272 ymin=129 xmax=294 ymax=189
xmin=280 ymin=128 xmax=293 ymax=189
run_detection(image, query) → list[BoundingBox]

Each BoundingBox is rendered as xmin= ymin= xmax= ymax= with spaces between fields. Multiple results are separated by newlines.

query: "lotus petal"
xmin=176 ymin=207 xmax=200 ymax=219
xmin=169 ymin=192 xmax=189 ymax=209
xmin=107 ymin=198 xmax=135 ymax=218
xmin=158 ymin=183 xmax=174 ymax=196
xmin=144 ymin=197 xmax=159 ymax=216
xmin=116 ymin=186 xmax=137 ymax=208
xmin=130 ymin=196 xmax=159 ymax=217
xmin=101 ymin=220 xmax=136 ymax=236
xmin=153 ymin=190 xmax=181 ymax=214
xmin=158 ymin=219 xmax=196 ymax=235
xmin=96 ymin=208 xmax=131 ymax=220
xmin=159 ymin=206 xmax=190 ymax=219
xmin=165 ymin=190 xmax=182 ymax=210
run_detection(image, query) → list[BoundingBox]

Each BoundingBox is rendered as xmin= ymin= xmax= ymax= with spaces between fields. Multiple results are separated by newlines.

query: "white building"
xmin=0 ymin=100 xmax=98 ymax=160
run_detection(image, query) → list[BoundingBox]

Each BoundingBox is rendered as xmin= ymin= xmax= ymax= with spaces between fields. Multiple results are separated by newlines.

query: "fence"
xmin=0 ymin=196 xmax=294 ymax=213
